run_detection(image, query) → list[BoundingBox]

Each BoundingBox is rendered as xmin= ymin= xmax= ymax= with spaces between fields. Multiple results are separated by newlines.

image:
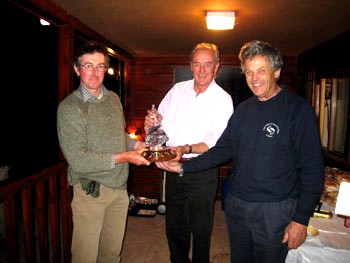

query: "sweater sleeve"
xmin=292 ymin=103 xmax=324 ymax=225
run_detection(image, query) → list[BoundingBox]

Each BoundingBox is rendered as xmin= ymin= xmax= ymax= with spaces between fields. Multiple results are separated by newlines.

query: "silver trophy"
xmin=143 ymin=104 xmax=176 ymax=162
xmin=145 ymin=104 xmax=169 ymax=147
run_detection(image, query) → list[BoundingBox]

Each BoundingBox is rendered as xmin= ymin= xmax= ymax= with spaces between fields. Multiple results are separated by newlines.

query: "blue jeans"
xmin=225 ymin=194 xmax=296 ymax=263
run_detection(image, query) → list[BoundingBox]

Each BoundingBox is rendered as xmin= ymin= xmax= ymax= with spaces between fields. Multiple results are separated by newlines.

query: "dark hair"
xmin=74 ymin=42 xmax=110 ymax=67
xmin=238 ymin=40 xmax=283 ymax=73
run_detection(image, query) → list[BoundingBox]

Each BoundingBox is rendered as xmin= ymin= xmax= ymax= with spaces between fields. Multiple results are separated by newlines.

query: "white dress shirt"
xmin=158 ymin=79 xmax=234 ymax=158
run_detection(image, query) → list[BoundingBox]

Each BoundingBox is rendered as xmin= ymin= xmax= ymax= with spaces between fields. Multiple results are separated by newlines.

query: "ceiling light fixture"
xmin=206 ymin=11 xmax=235 ymax=30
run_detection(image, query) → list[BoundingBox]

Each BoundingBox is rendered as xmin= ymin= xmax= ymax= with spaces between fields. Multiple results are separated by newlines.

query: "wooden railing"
xmin=0 ymin=162 xmax=72 ymax=263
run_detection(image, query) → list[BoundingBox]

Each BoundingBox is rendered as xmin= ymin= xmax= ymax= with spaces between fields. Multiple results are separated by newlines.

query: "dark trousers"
xmin=225 ymin=194 xmax=296 ymax=263
xmin=165 ymin=168 xmax=218 ymax=263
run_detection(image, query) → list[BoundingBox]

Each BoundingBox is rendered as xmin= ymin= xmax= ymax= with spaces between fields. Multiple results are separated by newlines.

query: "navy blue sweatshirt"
xmin=183 ymin=87 xmax=324 ymax=225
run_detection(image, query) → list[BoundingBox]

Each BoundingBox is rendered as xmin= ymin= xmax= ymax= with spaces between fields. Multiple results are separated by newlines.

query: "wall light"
xmin=206 ymin=11 xmax=235 ymax=30
xmin=107 ymin=67 xmax=115 ymax=76
xmin=39 ymin=18 xmax=50 ymax=26
xmin=128 ymin=133 xmax=138 ymax=139
xmin=128 ymin=128 xmax=141 ymax=140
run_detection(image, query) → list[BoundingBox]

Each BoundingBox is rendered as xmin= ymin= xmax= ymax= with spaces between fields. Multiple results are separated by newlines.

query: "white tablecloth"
xmin=286 ymin=204 xmax=350 ymax=263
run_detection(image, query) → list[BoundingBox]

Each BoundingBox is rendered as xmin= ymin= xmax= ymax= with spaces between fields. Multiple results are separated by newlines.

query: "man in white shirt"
xmin=145 ymin=43 xmax=234 ymax=263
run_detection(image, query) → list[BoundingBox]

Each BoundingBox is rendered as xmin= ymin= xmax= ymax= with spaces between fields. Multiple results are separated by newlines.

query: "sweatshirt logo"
xmin=263 ymin=123 xmax=280 ymax=138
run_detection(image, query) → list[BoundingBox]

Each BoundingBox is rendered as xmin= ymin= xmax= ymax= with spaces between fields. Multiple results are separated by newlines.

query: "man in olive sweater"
xmin=57 ymin=42 xmax=150 ymax=263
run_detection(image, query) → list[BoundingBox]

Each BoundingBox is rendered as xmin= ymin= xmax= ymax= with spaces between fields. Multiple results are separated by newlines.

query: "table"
xmin=286 ymin=204 xmax=350 ymax=263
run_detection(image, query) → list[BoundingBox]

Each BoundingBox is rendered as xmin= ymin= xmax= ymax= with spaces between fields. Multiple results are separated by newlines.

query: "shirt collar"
xmin=78 ymin=84 xmax=109 ymax=102
xmin=192 ymin=79 xmax=216 ymax=96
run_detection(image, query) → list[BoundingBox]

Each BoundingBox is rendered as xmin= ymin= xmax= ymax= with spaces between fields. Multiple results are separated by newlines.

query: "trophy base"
xmin=142 ymin=147 xmax=176 ymax=162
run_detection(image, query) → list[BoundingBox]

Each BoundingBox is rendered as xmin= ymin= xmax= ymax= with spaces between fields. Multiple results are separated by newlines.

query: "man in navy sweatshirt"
xmin=156 ymin=40 xmax=324 ymax=263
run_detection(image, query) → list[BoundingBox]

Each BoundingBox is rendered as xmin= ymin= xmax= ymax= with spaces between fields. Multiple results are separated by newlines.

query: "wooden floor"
xmin=121 ymin=200 xmax=230 ymax=263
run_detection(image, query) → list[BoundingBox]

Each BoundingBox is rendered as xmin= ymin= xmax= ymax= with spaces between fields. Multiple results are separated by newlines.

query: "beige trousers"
xmin=71 ymin=183 xmax=129 ymax=263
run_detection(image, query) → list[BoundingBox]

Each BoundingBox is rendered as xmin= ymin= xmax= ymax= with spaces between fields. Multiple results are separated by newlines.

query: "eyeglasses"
xmin=80 ymin=63 xmax=107 ymax=72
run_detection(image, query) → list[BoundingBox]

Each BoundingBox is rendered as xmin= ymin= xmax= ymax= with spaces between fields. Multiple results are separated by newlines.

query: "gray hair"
xmin=190 ymin=43 xmax=220 ymax=64
xmin=238 ymin=40 xmax=283 ymax=73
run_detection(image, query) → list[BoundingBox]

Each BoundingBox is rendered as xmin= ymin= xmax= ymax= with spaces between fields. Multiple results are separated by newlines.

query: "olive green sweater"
xmin=57 ymin=89 xmax=134 ymax=189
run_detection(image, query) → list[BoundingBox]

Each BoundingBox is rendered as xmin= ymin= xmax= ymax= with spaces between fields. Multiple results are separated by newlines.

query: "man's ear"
xmin=274 ymin=68 xmax=281 ymax=80
xmin=73 ymin=65 xmax=80 ymax=76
